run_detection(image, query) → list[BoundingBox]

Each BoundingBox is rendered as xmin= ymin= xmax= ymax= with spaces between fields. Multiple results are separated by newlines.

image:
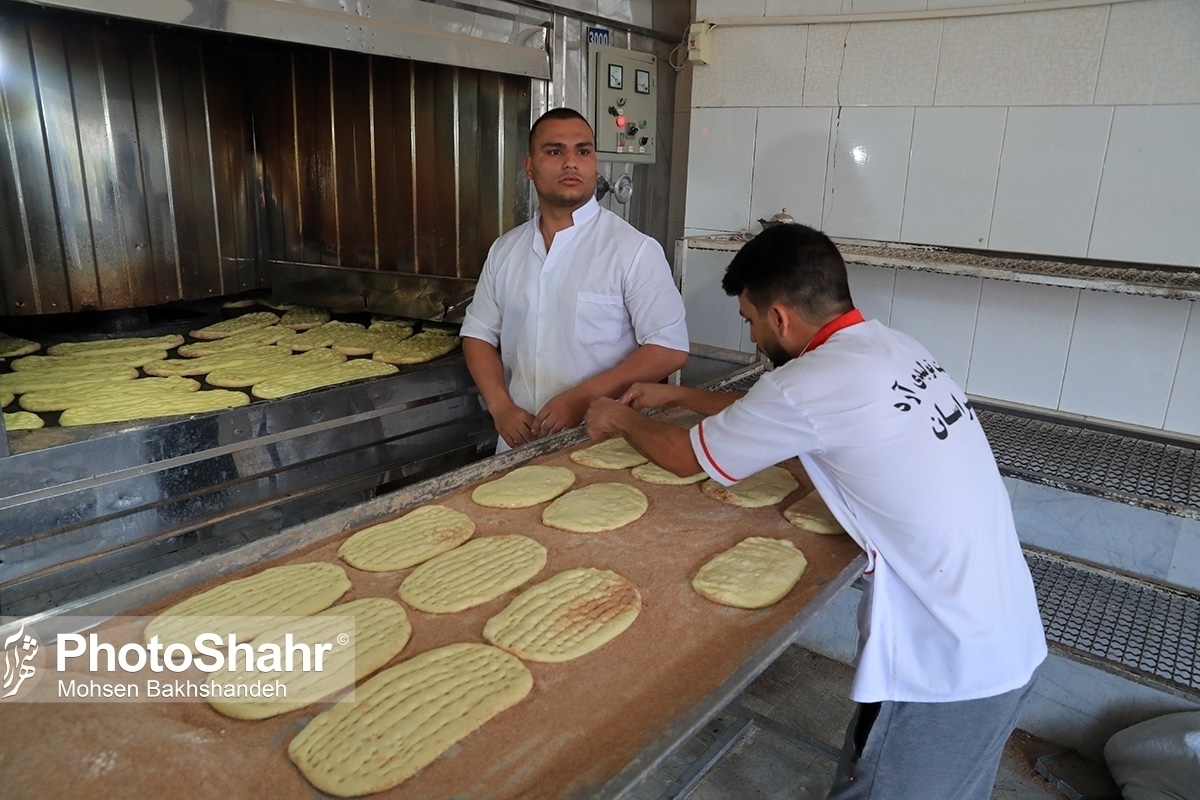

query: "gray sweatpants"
xmin=826 ymin=673 xmax=1039 ymax=800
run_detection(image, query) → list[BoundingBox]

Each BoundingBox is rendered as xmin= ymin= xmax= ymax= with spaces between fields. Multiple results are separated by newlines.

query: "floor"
xmin=627 ymin=646 xmax=1067 ymax=800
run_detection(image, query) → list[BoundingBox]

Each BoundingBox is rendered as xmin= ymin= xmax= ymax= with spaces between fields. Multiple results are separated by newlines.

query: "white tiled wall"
xmin=682 ymin=0 xmax=1200 ymax=437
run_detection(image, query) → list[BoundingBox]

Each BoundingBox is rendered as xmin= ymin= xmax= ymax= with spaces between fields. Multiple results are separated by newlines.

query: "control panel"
xmin=590 ymin=44 xmax=657 ymax=164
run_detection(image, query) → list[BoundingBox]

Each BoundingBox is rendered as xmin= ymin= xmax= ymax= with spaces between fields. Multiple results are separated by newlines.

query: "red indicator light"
xmin=615 ymin=115 xmax=626 ymax=128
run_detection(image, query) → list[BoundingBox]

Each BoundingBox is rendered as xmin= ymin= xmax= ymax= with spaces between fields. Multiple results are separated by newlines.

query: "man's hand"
xmin=491 ymin=402 xmax=538 ymax=449
xmin=619 ymin=382 xmax=685 ymax=411
xmin=534 ymin=388 xmax=591 ymax=439
xmin=585 ymin=396 xmax=637 ymax=441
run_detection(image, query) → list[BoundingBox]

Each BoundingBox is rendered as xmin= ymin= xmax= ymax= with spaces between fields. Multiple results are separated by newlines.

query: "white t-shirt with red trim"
xmin=690 ymin=318 xmax=1046 ymax=703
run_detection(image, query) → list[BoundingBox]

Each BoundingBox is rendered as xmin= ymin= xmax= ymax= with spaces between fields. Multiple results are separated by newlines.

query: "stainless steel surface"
xmin=267 ymin=260 xmax=481 ymax=321
xmin=0 ymin=356 xmax=494 ymax=616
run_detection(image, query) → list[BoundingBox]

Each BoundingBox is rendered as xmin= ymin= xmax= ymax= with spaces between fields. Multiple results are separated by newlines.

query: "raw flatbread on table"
xmin=143 ymin=562 xmax=352 ymax=647
xmin=631 ymin=461 xmax=708 ymax=485
xmin=570 ymin=437 xmax=649 ymax=470
xmin=541 ymin=482 xmax=648 ymax=533
xmin=206 ymin=347 xmax=345 ymax=388
xmin=19 ymin=375 xmax=200 ymax=412
xmin=338 ymin=505 xmax=475 ymax=572
xmin=483 ymin=567 xmax=641 ymax=663
xmin=46 ymin=333 xmax=183 ymax=357
xmin=783 ymin=490 xmax=846 ymax=535
xmin=372 ymin=332 xmax=460 ymax=365
xmin=12 ymin=348 xmax=169 ymax=370
xmin=0 ymin=332 xmax=39 ymax=358
xmin=691 ymin=536 xmax=809 ymax=609
xmin=206 ymin=597 xmax=411 ymax=720
xmin=142 ymin=345 xmax=293 ymax=377
xmin=57 ymin=388 xmax=250 ymax=426
xmin=4 ymin=410 xmax=43 ymax=430
xmin=250 ymin=358 xmax=397 ymax=400
xmin=701 ymin=465 xmax=799 ymax=508
xmin=470 ymin=465 xmax=576 ymax=509
xmin=287 ymin=642 xmax=533 ymax=798
xmin=189 ymin=311 xmax=280 ymax=340
xmin=397 ymin=534 xmax=547 ymax=613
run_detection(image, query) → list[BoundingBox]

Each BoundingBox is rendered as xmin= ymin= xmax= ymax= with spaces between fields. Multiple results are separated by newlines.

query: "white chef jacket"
xmin=690 ymin=317 xmax=1046 ymax=703
xmin=462 ymin=198 xmax=688 ymax=448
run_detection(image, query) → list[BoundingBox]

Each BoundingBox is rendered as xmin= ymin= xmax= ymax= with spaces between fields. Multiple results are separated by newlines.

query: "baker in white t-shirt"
xmin=461 ymin=108 xmax=688 ymax=452
xmin=584 ymin=223 xmax=1046 ymax=800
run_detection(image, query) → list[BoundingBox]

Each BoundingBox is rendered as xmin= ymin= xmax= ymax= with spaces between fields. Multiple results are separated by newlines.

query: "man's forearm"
xmin=604 ymin=404 xmax=701 ymax=477
xmin=573 ymin=343 xmax=687 ymax=403
xmin=462 ymin=337 xmax=516 ymax=412
xmin=661 ymin=386 xmax=745 ymax=416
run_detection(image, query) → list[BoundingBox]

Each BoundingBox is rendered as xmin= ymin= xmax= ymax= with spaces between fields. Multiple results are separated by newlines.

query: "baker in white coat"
xmin=583 ymin=223 xmax=1047 ymax=800
xmin=460 ymin=108 xmax=688 ymax=452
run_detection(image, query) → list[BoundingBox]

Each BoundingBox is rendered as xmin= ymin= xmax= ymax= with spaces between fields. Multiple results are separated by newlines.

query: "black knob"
xmin=639 ymin=137 xmax=649 ymax=146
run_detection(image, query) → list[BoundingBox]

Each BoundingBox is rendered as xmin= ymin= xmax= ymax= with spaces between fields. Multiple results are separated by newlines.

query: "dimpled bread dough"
xmin=189 ymin=311 xmax=280 ymax=340
xmin=691 ymin=536 xmax=809 ymax=609
xmin=287 ymin=643 xmax=532 ymax=797
xmin=570 ymin=437 xmax=649 ymax=470
xmin=12 ymin=348 xmax=169 ymax=370
xmin=143 ymin=345 xmax=293 ymax=377
xmin=249 ymin=358 xmax=397 ymax=400
xmin=4 ymin=411 xmax=43 ymax=430
xmin=19 ymin=376 xmax=200 ymax=412
xmin=783 ymin=490 xmax=846 ymax=535
xmin=207 ymin=597 xmax=411 ymax=720
xmin=397 ymin=534 xmax=547 ymax=613
xmin=631 ymin=461 xmax=708 ymax=485
xmin=541 ymin=483 xmax=648 ymax=533
xmin=206 ymin=346 xmax=345 ymax=389
xmin=0 ymin=332 xmax=39 ymax=358
xmin=46 ymin=333 xmax=183 ymax=356
xmin=701 ymin=465 xmax=799 ymax=508
xmin=338 ymin=505 xmax=475 ymax=572
xmin=57 ymin=389 xmax=250 ymax=426
xmin=143 ymin=562 xmax=352 ymax=647
xmin=470 ymin=465 xmax=576 ymax=509
xmin=483 ymin=567 xmax=641 ymax=662
xmin=371 ymin=332 xmax=460 ymax=365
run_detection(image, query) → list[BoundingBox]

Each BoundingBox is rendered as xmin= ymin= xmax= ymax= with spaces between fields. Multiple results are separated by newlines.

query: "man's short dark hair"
xmin=529 ymin=108 xmax=593 ymax=150
xmin=722 ymin=224 xmax=853 ymax=321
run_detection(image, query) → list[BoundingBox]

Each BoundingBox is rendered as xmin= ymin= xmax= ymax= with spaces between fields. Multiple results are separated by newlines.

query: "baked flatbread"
xmin=338 ymin=505 xmax=475 ymax=572
xmin=631 ymin=461 xmax=707 ymax=485
xmin=11 ymin=348 xmax=169 ymax=370
xmin=570 ymin=437 xmax=648 ymax=470
xmin=143 ymin=562 xmax=352 ymax=647
xmin=279 ymin=305 xmax=331 ymax=331
xmin=58 ymin=388 xmax=250 ymax=426
xmin=783 ymin=490 xmax=846 ymax=534
xmin=19 ymin=375 xmax=200 ymax=412
xmin=0 ymin=332 xmax=39 ymax=358
xmin=285 ymin=321 xmax=366 ymax=352
xmin=249 ymin=358 xmax=397 ymax=400
xmin=4 ymin=410 xmax=43 ymax=430
xmin=701 ymin=466 xmax=799 ymax=508
xmin=46 ymin=334 xmax=183 ymax=357
xmin=372 ymin=332 xmax=460 ymax=365
xmin=206 ymin=347 xmax=345 ymax=389
xmin=287 ymin=643 xmax=532 ymax=797
xmin=207 ymin=597 xmax=411 ymax=720
xmin=692 ymin=537 xmax=808 ymax=609
xmin=483 ymin=567 xmax=641 ymax=662
xmin=470 ymin=465 xmax=576 ymax=508
xmin=368 ymin=319 xmax=414 ymax=338
xmin=397 ymin=534 xmax=547 ymax=613
xmin=541 ymin=483 xmax=648 ymax=533
xmin=142 ymin=345 xmax=292 ymax=377
xmin=177 ymin=326 xmax=295 ymax=357
xmin=189 ymin=311 xmax=280 ymax=340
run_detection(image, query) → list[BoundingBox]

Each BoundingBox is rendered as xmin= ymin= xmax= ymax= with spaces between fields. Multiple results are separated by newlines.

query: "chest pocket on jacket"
xmin=575 ymin=292 xmax=628 ymax=345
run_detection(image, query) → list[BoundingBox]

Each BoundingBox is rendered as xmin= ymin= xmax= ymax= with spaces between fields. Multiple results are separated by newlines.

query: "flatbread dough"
xmin=368 ymin=319 xmax=414 ymax=338
xmin=19 ymin=376 xmax=200 ymax=412
xmin=783 ymin=491 xmax=846 ymax=535
xmin=397 ymin=534 xmax=547 ymax=613
xmin=177 ymin=326 xmax=295 ymax=357
xmin=4 ymin=410 xmax=43 ymax=430
xmin=631 ymin=461 xmax=708 ymax=485
xmin=541 ymin=483 xmax=648 ymax=533
xmin=189 ymin=311 xmax=280 ymax=340
xmin=338 ymin=505 xmax=475 ymax=572
xmin=206 ymin=347 xmax=345 ymax=388
xmin=143 ymin=562 xmax=352 ymax=647
xmin=701 ymin=465 xmax=799 ymax=508
xmin=143 ymin=345 xmax=293 ymax=377
xmin=372 ymin=332 xmax=461 ymax=365
xmin=483 ymin=567 xmax=641 ymax=663
xmin=279 ymin=305 xmax=331 ymax=331
xmin=58 ymin=388 xmax=250 ymax=426
xmin=288 ymin=643 xmax=532 ymax=797
xmin=570 ymin=437 xmax=649 ymax=470
xmin=207 ymin=597 xmax=411 ymax=720
xmin=1 ymin=391 xmax=12 ymax=408
xmin=11 ymin=348 xmax=168 ymax=370
xmin=285 ymin=321 xmax=366 ymax=352
xmin=691 ymin=537 xmax=809 ymax=609
xmin=0 ymin=332 xmax=39 ymax=358
xmin=0 ymin=369 xmax=139 ymax=396
xmin=470 ymin=465 xmax=576 ymax=509
xmin=250 ymin=358 xmax=397 ymax=399
xmin=45 ymin=334 xmax=183 ymax=357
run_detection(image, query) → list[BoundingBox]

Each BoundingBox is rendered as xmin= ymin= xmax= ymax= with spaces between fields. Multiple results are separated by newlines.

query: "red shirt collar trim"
xmin=803 ymin=309 xmax=864 ymax=354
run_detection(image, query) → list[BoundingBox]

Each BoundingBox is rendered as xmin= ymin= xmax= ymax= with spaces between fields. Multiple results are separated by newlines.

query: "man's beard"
xmin=759 ymin=337 xmax=791 ymax=368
